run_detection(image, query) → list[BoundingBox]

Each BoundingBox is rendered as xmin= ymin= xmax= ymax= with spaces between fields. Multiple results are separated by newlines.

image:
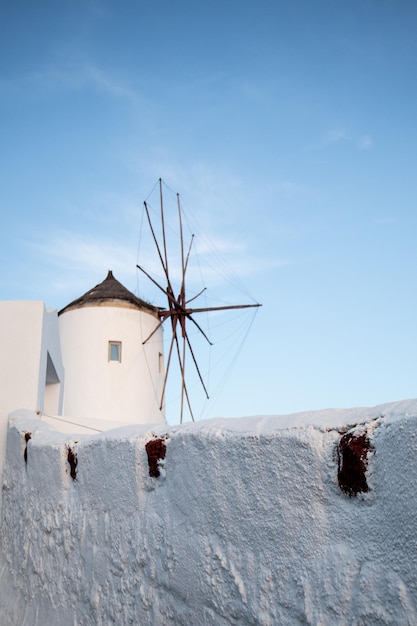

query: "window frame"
xmin=108 ymin=341 xmax=122 ymax=363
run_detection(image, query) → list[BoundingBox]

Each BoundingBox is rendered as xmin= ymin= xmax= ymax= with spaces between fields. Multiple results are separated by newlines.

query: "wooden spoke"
xmin=157 ymin=303 xmax=261 ymax=316
xmin=183 ymin=303 xmax=262 ymax=314
xmin=136 ymin=263 xmax=181 ymax=313
xmin=178 ymin=193 xmax=186 ymax=292
xmin=183 ymin=234 xmax=194 ymax=277
xmin=142 ymin=318 xmax=164 ymax=345
xmin=185 ymin=313 xmax=213 ymax=346
xmin=143 ymin=202 xmax=168 ymax=279
xmin=185 ymin=333 xmax=209 ymax=399
xmin=159 ymin=330 xmax=176 ymax=411
xmin=174 ymin=331 xmax=194 ymax=423
xmin=159 ymin=178 xmax=170 ymax=281
xmin=143 ymin=198 xmax=177 ymax=311
xmin=180 ymin=334 xmax=186 ymax=421
xmin=186 ymin=286 xmax=207 ymax=305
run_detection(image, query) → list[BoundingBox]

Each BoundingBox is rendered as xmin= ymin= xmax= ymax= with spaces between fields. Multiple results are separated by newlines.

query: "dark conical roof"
xmin=58 ymin=270 xmax=158 ymax=316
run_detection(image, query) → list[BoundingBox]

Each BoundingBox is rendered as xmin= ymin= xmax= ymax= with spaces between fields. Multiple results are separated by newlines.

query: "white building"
xmin=58 ymin=270 xmax=165 ymax=428
xmin=0 ymin=271 xmax=165 ymax=473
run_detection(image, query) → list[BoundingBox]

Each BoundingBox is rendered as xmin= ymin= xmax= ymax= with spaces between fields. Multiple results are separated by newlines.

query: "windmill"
xmin=136 ymin=179 xmax=261 ymax=423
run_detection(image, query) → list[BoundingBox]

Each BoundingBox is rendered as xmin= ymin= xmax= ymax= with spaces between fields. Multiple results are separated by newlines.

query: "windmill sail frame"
xmin=137 ymin=178 xmax=261 ymax=423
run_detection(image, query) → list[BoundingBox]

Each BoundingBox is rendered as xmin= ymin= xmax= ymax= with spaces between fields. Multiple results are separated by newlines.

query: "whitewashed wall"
xmin=1 ymin=401 xmax=417 ymax=625
xmin=0 ymin=302 xmax=64 ymax=479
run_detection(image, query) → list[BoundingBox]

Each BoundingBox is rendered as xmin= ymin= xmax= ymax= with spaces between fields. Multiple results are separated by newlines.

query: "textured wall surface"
xmin=1 ymin=401 xmax=417 ymax=625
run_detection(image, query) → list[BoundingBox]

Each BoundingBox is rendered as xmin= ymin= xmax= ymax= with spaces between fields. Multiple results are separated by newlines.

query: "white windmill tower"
xmin=58 ymin=270 xmax=165 ymax=426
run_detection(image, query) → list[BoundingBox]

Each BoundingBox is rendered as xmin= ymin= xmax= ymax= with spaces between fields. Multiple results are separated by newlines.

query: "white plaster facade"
xmin=0 ymin=300 xmax=64 ymax=474
xmin=58 ymin=302 xmax=165 ymax=426
xmin=0 ymin=272 xmax=166 ymax=475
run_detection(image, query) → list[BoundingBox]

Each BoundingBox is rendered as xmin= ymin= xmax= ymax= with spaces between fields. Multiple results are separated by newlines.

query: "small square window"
xmin=108 ymin=341 xmax=122 ymax=362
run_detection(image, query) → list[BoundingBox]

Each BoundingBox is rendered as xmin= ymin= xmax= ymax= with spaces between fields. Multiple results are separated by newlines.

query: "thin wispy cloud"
xmin=131 ymin=152 xmax=314 ymax=231
xmin=6 ymin=59 xmax=145 ymax=110
xmin=23 ymin=221 xmax=275 ymax=309
xmin=23 ymin=229 xmax=136 ymax=284
xmin=307 ymin=128 xmax=374 ymax=152
xmin=80 ymin=64 xmax=141 ymax=104
xmin=358 ymin=135 xmax=373 ymax=150
xmin=137 ymin=211 xmax=274 ymax=295
xmin=326 ymin=128 xmax=351 ymax=145
xmin=131 ymin=155 xmax=249 ymax=234
xmin=131 ymin=157 xmax=302 ymax=293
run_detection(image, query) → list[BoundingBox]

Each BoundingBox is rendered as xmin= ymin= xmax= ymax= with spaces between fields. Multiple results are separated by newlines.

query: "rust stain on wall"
xmin=337 ymin=430 xmax=372 ymax=496
xmin=23 ymin=432 xmax=31 ymax=464
xmin=145 ymin=438 xmax=166 ymax=478
xmin=67 ymin=446 xmax=78 ymax=480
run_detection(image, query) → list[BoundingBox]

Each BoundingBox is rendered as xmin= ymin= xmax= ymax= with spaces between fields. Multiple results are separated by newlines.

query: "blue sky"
xmin=1 ymin=0 xmax=417 ymax=422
